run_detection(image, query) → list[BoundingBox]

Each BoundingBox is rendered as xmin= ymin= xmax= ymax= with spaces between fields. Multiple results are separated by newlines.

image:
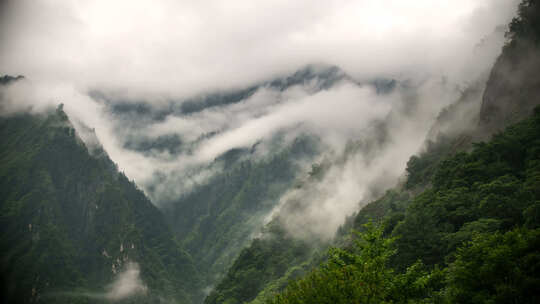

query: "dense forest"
xmin=207 ymin=1 xmax=540 ymax=303
xmin=206 ymin=105 xmax=540 ymax=304
xmin=0 ymin=107 xmax=202 ymax=303
xmin=266 ymin=106 xmax=540 ymax=303
xmin=165 ymin=135 xmax=319 ymax=285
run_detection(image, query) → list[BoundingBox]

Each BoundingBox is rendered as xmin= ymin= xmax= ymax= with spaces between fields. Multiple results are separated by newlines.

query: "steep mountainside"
xmin=101 ymin=65 xmax=355 ymax=288
xmin=207 ymin=1 xmax=540 ymax=303
xmin=203 ymin=166 xmax=334 ymax=304
xmin=479 ymin=0 xmax=540 ymax=132
xmin=208 ymin=104 xmax=540 ymax=304
xmin=100 ymin=64 xmax=348 ymax=125
xmin=0 ymin=106 xmax=202 ymax=303
xmin=204 ymin=221 xmax=318 ymax=304
xmin=165 ymin=136 xmax=319 ymax=285
xmin=268 ymin=104 xmax=540 ymax=303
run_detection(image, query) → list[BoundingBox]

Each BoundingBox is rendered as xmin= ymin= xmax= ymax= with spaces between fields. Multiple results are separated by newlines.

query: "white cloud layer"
xmin=0 ymin=0 xmax=518 ymax=98
xmin=0 ymin=0 xmax=521 ymax=237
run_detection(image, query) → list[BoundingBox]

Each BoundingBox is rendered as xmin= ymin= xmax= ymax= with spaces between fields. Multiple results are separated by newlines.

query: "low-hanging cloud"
xmin=0 ymin=0 xmax=521 ymax=228
xmin=105 ymin=262 xmax=148 ymax=301
xmin=0 ymin=0 xmax=518 ymax=98
xmin=267 ymin=76 xmax=466 ymax=240
xmin=46 ymin=262 xmax=148 ymax=301
xmin=195 ymin=82 xmax=393 ymax=162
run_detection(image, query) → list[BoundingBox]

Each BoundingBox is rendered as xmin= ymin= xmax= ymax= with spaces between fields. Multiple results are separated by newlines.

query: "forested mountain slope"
xmin=0 ymin=106 xmax=202 ymax=303
xmin=165 ymin=136 xmax=319 ymax=285
xmin=150 ymin=65 xmax=357 ymax=288
xmin=207 ymin=103 xmax=540 ymax=303
xmin=269 ymin=104 xmax=540 ymax=303
xmin=204 ymin=165 xmax=333 ymax=304
xmin=480 ymin=0 xmax=540 ymax=133
xmin=208 ymin=1 xmax=540 ymax=303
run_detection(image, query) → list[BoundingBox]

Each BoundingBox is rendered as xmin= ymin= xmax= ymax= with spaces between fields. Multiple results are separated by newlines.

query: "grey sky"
xmin=1 ymin=0 xmax=518 ymax=98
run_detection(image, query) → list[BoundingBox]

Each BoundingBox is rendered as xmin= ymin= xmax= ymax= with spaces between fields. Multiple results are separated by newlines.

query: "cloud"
xmin=105 ymin=262 xmax=148 ymax=301
xmin=266 ymin=76 xmax=465 ymax=240
xmin=0 ymin=0 xmax=519 ymax=98
xmin=195 ymin=82 xmax=393 ymax=162
xmin=46 ymin=262 xmax=148 ymax=301
xmin=0 ymin=0 xmax=521 ymax=224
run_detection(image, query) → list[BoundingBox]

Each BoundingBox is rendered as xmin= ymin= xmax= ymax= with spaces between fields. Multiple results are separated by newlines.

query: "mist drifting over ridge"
xmin=0 ymin=0 xmax=521 ymax=240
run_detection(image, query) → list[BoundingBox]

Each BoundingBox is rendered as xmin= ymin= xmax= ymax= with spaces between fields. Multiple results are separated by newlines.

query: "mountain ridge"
xmin=0 ymin=106 xmax=202 ymax=303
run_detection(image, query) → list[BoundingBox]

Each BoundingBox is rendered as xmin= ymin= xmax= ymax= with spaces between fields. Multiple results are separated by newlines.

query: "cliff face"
xmin=479 ymin=42 xmax=540 ymax=131
xmin=479 ymin=0 xmax=540 ymax=132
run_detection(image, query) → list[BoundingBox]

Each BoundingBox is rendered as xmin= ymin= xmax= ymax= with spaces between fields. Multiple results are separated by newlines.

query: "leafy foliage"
xmin=267 ymin=223 xmax=444 ymax=304
xmin=446 ymin=228 xmax=540 ymax=303
xmin=393 ymin=106 xmax=540 ymax=269
xmin=405 ymin=135 xmax=459 ymax=190
xmin=0 ymin=108 xmax=201 ymax=303
xmin=507 ymin=0 xmax=540 ymax=45
xmin=166 ymin=135 xmax=319 ymax=285
xmin=204 ymin=222 xmax=316 ymax=304
xmin=266 ymin=106 xmax=540 ymax=303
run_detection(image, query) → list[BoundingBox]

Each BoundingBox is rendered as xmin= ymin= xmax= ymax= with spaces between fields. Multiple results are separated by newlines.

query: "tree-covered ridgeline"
xmin=165 ymin=135 xmax=319 ymax=288
xmin=267 ymin=104 xmax=540 ymax=303
xmin=0 ymin=107 xmax=202 ymax=303
xmin=236 ymin=2 xmax=540 ymax=302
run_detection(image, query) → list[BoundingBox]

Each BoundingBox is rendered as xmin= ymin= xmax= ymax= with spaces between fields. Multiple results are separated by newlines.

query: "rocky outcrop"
xmin=479 ymin=0 xmax=540 ymax=132
xmin=479 ymin=42 xmax=540 ymax=132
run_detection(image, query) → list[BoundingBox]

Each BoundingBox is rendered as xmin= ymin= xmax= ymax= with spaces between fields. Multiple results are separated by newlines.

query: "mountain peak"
xmin=0 ymin=75 xmax=24 ymax=86
xmin=268 ymin=64 xmax=349 ymax=91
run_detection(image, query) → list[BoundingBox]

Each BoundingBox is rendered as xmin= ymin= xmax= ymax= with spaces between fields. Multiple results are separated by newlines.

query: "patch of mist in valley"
xmin=44 ymin=262 xmax=148 ymax=302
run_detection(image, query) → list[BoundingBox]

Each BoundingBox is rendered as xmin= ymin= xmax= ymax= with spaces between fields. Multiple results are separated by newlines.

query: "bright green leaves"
xmin=266 ymin=107 xmax=540 ymax=304
xmin=267 ymin=223 xmax=445 ymax=304
xmin=446 ymin=228 xmax=540 ymax=303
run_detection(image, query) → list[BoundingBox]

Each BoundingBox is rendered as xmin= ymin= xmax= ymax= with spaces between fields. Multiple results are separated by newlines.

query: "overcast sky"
xmin=1 ymin=0 xmax=519 ymax=99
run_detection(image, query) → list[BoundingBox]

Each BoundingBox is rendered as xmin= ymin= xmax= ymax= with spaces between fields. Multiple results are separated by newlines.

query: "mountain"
xmin=204 ymin=220 xmax=318 ymax=304
xmin=479 ymin=0 xmax=540 ymax=132
xmin=0 ymin=63 xmax=380 ymax=303
xmin=92 ymin=64 xmax=349 ymax=126
xmin=165 ymin=66 xmax=404 ymax=295
xmin=89 ymin=64 xmax=360 ymax=290
xmin=164 ymin=135 xmax=319 ymax=286
xmin=91 ymin=64 xmax=354 ymax=160
xmin=2 ymin=2 xmax=539 ymax=303
xmin=0 ymin=105 xmax=202 ymax=303
xmin=206 ymin=1 xmax=540 ymax=303
xmin=266 ymin=103 xmax=540 ymax=303
xmin=0 ymin=75 xmax=24 ymax=85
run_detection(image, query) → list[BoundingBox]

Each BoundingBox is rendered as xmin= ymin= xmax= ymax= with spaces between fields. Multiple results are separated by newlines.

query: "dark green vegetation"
xmin=165 ymin=136 xmax=319 ymax=285
xmin=479 ymin=0 xmax=540 ymax=132
xmin=207 ymin=105 xmax=540 ymax=304
xmin=268 ymin=224 xmax=446 ymax=304
xmin=266 ymin=105 xmax=540 ymax=304
xmin=204 ymin=159 xmax=338 ymax=304
xmin=392 ymin=107 xmax=540 ymax=267
xmin=0 ymin=107 xmax=202 ymax=303
xmin=209 ymin=1 xmax=540 ymax=302
xmin=204 ymin=222 xmax=317 ymax=304
xmin=269 ymin=223 xmax=540 ymax=304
